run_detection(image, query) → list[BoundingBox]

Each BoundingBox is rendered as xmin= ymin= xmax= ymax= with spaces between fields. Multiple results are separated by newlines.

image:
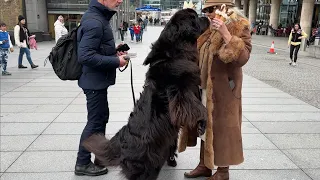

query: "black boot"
xmin=74 ymin=162 xmax=108 ymax=176
xmin=18 ymin=65 xmax=27 ymax=69
xmin=31 ymin=64 xmax=39 ymax=69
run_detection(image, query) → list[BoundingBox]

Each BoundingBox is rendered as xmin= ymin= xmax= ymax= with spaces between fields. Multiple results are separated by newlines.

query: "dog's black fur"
xmin=82 ymin=9 xmax=207 ymax=180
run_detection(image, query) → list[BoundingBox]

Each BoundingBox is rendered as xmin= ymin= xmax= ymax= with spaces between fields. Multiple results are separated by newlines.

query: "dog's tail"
xmin=82 ymin=134 xmax=121 ymax=166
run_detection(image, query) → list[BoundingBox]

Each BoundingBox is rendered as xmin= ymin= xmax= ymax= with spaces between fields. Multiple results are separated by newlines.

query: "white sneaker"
xmin=292 ymin=62 xmax=297 ymax=66
xmin=289 ymin=60 xmax=293 ymax=65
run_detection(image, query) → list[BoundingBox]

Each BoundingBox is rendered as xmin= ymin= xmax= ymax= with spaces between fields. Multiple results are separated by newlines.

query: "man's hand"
xmin=117 ymin=51 xmax=128 ymax=56
xmin=10 ymin=48 xmax=14 ymax=52
xmin=119 ymin=55 xmax=128 ymax=67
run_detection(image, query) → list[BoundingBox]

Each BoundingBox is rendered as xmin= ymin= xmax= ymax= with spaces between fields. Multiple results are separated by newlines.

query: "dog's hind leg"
xmin=167 ymin=139 xmax=177 ymax=167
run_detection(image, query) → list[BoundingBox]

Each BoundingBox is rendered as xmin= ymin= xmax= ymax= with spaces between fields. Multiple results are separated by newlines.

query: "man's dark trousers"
xmin=76 ymin=89 xmax=109 ymax=165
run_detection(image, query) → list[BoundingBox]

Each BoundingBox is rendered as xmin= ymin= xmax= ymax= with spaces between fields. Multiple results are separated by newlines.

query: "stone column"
xmin=243 ymin=0 xmax=249 ymax=17
xmin=235 ymin=0 xmax=241 ymax=8
xmin=268 ymin=0 xmax=281 ymax=35
xmin=249 ymin=0 xmax=258 ymax=29
xmin=300 ymin=0 xmax=315 ymax=51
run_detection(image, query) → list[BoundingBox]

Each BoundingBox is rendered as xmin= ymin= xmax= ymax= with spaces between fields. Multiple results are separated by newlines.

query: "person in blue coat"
xmin=129 ymin=24 xmax=134 ymax=42
xmin=75 ymin=0 xmax=127 ymax=176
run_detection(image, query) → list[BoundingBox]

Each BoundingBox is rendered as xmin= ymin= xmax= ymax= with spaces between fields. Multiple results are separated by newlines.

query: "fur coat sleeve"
xmin=218 ymin=26 xmax=252 ymax=67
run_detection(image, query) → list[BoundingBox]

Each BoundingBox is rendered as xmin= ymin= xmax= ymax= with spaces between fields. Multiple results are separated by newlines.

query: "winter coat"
xmin=178 ymin=9 xmax=252 ymax=169
xmin=77 ymin=0 xmax=119 ymax=90
xmin=14 ymin=25 xmax=30 ymax=48
xmin=133 ymin=26 xmax=141 ymax=34
xmin=54 ymin=20 xmax=68 ymax=43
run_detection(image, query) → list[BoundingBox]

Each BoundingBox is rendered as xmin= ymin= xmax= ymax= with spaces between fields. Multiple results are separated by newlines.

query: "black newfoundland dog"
xmin=83 ymin=8 xmax=207 ymax=180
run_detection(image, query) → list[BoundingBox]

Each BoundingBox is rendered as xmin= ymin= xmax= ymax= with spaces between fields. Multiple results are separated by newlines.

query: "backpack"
xmin=45 ymin=17 xmax=102 ymax=81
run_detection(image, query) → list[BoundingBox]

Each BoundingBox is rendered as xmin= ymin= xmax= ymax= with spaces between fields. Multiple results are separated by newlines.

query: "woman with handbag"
xmin=14 ymin=15 xmax=38 ymax=69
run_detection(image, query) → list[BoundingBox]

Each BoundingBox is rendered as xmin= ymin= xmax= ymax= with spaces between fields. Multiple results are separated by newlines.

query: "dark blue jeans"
xmin=76 ymin=89 xmax=109 ymax=165
xmin=18 ymin=48 xmax=34 ymax=65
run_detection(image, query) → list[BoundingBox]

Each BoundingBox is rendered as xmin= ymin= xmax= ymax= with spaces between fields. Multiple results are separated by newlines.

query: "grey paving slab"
xmin=0 ymin=123 xmax=49 ymax=135
xmin=0 ymin=83 xmax=25 ymax=92
xmin=229 ymin=170 xmax=312 ymax=180
xmin=0 ymin=135 xmax=38 ymax=152
xmin=0 ymin=98 xmax=74 ymax=105
xmin=63 ymin=104 xmax=133 ymax=113
xmin=241 ymin=92 xmax=293 ymax=98
xmin=241 ymin=122 xmax=261 ymax=134
xmin=27 ymin=135 xmax=79 ymax=151
xmin=0 ymin=74 xmax=45 ymax=79
xmin=242 ymin=134 xmax=277 ymax=150
xmin=234 ymin=150 xmax=299 ymax=170
xmin=0 ymin=79 xmax=33 ymax=83
xmin=303 ymin=169 xmax=320 ymax=180
xmin=0 ymin=91 xmax=8 ymax=96
xmin=0 ymin=105 xmax=68 ymax=113
xmin=0 ymin=170 xmax=313 ymax=180
xmin=43 ymin=122 xmax=127 ymax=135
xmin=242 ymin=88 xmax=283 ymax=93
xmin=244 ymin=112 xmax=320 ymax=122
xmin=0 ymin=171 xmax=125 ymax=180
xmin=2 ymin=91 xmax=80 ymax=98
xmin=12 ymin=86 xmax=81 ymax=92
xmin=166 ymin=149 xmax=298 ymax=170
xmin=5 ymin=151 xmax=76 ymax=172
xmin=0 ymin=113 xmax=60 ymax=123
xmin=242 ymin=83 xmax=272 ymax=88
xmin=266 ymin=134 xmax=320 ymax=149
xmin=54 ymin=112 xmax=130 ymax=123
xmin=283 ymin=149 xmax=320 ymax=168
xmin=252 ymin=122 xmax=320 ymax=134
xmin=242 ymin=97 xmax=308 ymax=105
xmin=243 ymin=104 xmax=320 ymax=112
xmin=0 ymin=152 xmax=22 ymax=172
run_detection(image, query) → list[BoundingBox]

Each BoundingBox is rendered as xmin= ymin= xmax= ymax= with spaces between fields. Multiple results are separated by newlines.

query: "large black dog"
xmin=83 ymin=9 xmax=207 ymax=180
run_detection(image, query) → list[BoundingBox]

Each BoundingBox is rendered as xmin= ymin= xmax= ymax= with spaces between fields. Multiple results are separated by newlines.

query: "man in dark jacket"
xmin=75 ymin=0 xmax=127 ymax=176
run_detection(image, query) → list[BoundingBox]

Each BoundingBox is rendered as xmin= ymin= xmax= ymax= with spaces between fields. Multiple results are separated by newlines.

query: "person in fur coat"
xmin=179 ymin=1 xmax=252 ymax=180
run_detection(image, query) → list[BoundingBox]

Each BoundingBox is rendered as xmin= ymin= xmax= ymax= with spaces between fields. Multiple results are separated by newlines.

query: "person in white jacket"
xmin=54 ymin=15 xmax=68 ymax=43
xmin=14 ymin=15 xmax=38 ymax=69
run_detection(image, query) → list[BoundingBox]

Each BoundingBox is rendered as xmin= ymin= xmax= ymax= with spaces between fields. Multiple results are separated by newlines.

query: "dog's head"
xmin=144 ymin=9 xmax=201 ymax=65
xmin=160 ymin=8 xmax=201 ymax=44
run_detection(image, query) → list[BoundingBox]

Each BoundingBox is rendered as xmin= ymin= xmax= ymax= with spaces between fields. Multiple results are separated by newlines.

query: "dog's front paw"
xmin=197 ymin=119 xmax=206 ymax=136
xmin=167 ymin=156 xmax=177 ymax=167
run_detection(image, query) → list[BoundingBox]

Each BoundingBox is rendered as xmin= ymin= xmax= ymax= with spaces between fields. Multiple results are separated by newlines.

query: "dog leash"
xmin=118 ymin=56 xmax=136 ymax=106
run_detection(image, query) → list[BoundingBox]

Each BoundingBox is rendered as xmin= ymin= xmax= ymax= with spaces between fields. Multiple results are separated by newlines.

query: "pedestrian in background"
xmin=14 ymin=15 xmax=38 ymax=69
xmin=129 ymin=24 xmax=135 ymax=42
xmin=288 ymin=23 xmax=307 ymax=67
xmin=0 ymin=22 xmax=14 ymax=75
xmin=54 ymin=15 xmax=68 ymax=43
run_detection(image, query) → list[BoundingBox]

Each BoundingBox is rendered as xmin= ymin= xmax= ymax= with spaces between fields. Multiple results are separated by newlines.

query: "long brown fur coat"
xmin=178 ymin=9 xmax=252 ymax=169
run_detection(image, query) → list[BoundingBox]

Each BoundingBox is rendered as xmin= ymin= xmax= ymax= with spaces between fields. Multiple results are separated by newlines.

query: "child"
xmin=0 ymin=22 xmax=14 ymax=75
xmin=129 ymin=24 xmax=135 ymax=42
xmin=133 ymin=24 xmax=141 ymax=43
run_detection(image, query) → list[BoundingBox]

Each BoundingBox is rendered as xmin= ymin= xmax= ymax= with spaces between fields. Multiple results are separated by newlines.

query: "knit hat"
xmin=18 ymin=15 xmax=25 ymax=22
xmin=203 ymin=0 xmax=234 ymax=10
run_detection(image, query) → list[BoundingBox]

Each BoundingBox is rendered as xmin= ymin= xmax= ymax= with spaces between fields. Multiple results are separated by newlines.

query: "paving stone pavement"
xmin=1 ymin=26 xmax=320 ymax=180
